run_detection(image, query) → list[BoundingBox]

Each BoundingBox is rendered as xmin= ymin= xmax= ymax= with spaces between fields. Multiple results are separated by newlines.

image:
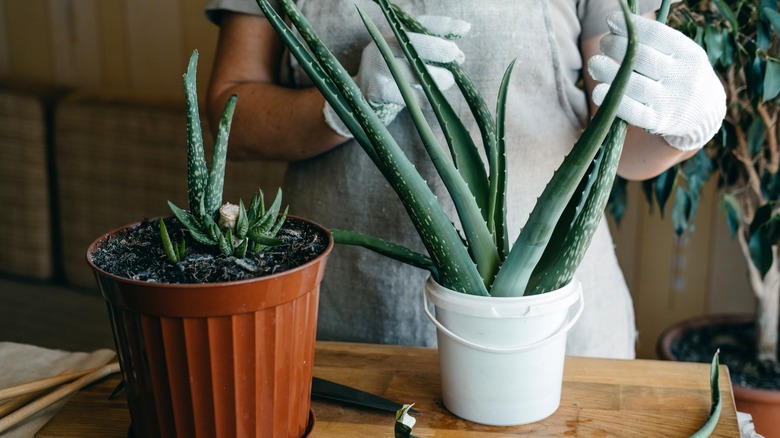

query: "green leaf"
xmin=332 ymin=229 xmax=438 ymax=276
xmin=763 ymin=60 xmax=780 ymax=102
xmin=749 ymin=205 xmax=774 ymax=277
xmin=720 ymin=194 xmax=742 ymax=237
xmin=267 ymin=0 xmax=486 ymax=294
xmin=711 ymin=0 xmax=738 ymax=32
xmin=492 ymin=0 xmax=637 ymax=297
xmin=159 ymin=218 xmax=180 ymax=263
xmin=704 ymin=25 xmax=724 ymax=67
xmin=764 ymin=7 xmax=780 ymax=36
xmin=183 ymin=50 xmax=208 ymax=213
xmin=205 ymin=94 xmax=237 ymax=215
xmin=671 ymin=187 xmax=691 ymax=236
xmin=218 ymin=231 xmax=232 ymax=256
xmin=368 ymin=0 xmax=499 ymax=286
xmin=492 ymin=60 xmax=515 ymax=259
xmin=236 ymin=200 xmax=249 ymax=239
xmin=689 ymin=351 xmax=722 ymax=438
xmin=748 ymin=117 xmax=767 ymax=157
xmin=607 ymin=176 xmax=628 ymax=225
xmin=167 ymin=201 xmax=201 ymax=232
xmin=655 ymin=166 xmax=678 ymax=216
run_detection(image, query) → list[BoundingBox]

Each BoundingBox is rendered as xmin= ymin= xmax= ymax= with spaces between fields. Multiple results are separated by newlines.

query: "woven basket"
xmin=55 ymin=93 xmax=287 ymax=290
xmin=0 ymin=87 xmax=58 ymax=279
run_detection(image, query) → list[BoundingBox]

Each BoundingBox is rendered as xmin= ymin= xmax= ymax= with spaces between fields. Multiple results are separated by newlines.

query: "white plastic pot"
xmin=424 ymin=276 xmax=583 ymax=426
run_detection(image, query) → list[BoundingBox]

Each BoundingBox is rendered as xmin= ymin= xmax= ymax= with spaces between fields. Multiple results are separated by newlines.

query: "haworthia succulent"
xmin=161 ymin=50 xmax=286 ymax=261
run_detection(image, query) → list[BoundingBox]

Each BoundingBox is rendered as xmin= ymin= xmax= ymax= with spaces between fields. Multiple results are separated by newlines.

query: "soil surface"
xmin=90 ymin=217 xmax=329 ymax=284
xmin=669 ymin=320 xmax=780 ymax=390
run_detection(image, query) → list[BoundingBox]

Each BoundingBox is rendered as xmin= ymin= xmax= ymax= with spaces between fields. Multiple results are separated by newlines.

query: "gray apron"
xmin=282 ymin=0 xmax=636 ymax=359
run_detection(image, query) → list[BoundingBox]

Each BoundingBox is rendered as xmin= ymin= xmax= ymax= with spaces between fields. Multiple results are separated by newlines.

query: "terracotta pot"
xmin=657 ymin=313 xmax=780 ymax=438
xmin=87 ymin=217 xmax=332 ymax=438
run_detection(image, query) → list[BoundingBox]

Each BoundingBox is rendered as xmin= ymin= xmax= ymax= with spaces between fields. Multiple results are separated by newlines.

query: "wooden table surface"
xmin=36 ymin=341 xmax=740 ymax=437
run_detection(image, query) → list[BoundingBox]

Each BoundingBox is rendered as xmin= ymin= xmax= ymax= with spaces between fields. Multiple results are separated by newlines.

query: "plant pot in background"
xmin=424 ymin=277 xmax=583 ymax=426
xmin=87 ymin=217 xmax=333 ymax=438
xmin=657 ymin=314 xmax=780 ymax=438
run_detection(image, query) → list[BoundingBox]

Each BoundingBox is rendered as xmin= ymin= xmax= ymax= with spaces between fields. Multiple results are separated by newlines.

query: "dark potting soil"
xmin=669 ymin=321 xmax=780 ymax=390
xmin=90 ymin=217 xmax=329 ymax=284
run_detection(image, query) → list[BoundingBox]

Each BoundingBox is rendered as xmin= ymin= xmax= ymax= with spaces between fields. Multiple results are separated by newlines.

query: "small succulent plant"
xmin=159 ymin=50 xmax=288 ymax=262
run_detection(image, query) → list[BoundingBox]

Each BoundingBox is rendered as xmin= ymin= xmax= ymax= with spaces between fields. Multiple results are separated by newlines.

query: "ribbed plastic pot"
xmin=86 ymin=217 xmax=333 ymax=438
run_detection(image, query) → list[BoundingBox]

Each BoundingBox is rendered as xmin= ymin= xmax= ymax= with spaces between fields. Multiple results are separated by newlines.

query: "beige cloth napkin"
xmin=0 ymin=342 xmax=115 ymax=438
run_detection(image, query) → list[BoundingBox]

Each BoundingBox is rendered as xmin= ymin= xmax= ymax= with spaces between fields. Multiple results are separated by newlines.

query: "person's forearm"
xmin=617 ymin=126 xmax=698 ymax=181
xmin=208 ymin=84 xmax=347 ymax=162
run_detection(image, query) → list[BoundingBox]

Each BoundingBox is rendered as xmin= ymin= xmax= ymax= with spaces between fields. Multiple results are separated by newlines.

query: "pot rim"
xmin=85 ymin=214 xmax=334 ymax=288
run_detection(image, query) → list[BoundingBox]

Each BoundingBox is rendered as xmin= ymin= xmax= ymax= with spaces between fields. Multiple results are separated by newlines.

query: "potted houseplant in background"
xmin=605 ymin=0 xmax=780 ymax=435
xmin=86 ymin=50 xmax=333 ymax=438
xmin=254 ymin=0 xmax=719 ymax=429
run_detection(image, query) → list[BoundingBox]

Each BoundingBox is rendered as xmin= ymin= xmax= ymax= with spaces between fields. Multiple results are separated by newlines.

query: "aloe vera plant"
xmin=254 ymin=0 xmax=645 ymax=297
xmin=159 ymin=50 xmax=288 ymax=262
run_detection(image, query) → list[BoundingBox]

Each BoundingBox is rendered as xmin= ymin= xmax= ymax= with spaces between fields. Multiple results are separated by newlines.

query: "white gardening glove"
xmin=588 ymin=12 xmax=726 ymax=151
xmin=323 ymin=15 xmax=470 ymax=138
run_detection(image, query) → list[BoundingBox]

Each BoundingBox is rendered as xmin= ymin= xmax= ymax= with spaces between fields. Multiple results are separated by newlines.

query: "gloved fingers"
xmin=598 ymin=33 xmax=668 ymax=82
xmin=588 ymin=54 xmax=664 ymax=106
xmin=605 ymin=12 xmax=705 ymax=59
xmin=406 ymin=32 xmax=465 ymax=64
xmin=591 ymin=82 xmax=659 ymax=131
xmin=416 ymin=15 xmax=471 ymax=39
xmin=363 ymin=61 xmax=455 ymax=105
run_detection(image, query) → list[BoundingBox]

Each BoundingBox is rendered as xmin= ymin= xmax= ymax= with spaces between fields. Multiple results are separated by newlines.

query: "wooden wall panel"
xmin=3 ymin=0 xmax=52 ymax=83
xmin=96 ymin=0 xmax=129 ymax=91
xmin=123 ymin=0 xmax=184 ymax=97
xmin=0 ymin=1 xmax=10 ymax=76
xmin=47 ymin=0 xmax=101 ymax=88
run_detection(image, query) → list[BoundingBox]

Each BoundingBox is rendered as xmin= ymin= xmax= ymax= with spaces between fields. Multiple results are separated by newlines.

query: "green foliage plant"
xmin=159 ymin=50 xmax=288 ymax=262
xmin=610 ymin=0 xmax=780 ymax=365
xmin=253 ymin=0 xmax=648 ymax=297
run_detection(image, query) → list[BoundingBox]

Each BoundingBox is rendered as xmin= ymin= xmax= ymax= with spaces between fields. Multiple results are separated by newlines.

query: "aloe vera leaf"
xmin=493 ymin=60 xmax=515 ymax=260
xmin=254 ymin=1 xmax=381 ymax=163
xmin=390 ymin=10 xmax=499 ymax=231
xmin=268 ymin=0 xmax=487 ymax=295
xmin=159 ymin=218 xmax=180 ymax=262
xmin=332 ymin=229 xmax=438 ymax=277
xmin=689 ymin=351 xmax=722 ymax=438
xmin=491 ymin=0 xmax=637 ymax=297
xmin=183 ymin=50 xmax=208 ymax=213
xmin=378 ymin=5 xmax=490 ymax=218
xmin=204 ymin=93 xmax=236 ymax=215
xmin=526 ymin=0 xmax=669 ymax=293
xmin=370 ymin=0 xmax=499 ymax=286
xmin=529 ymin=120 xmax=628 ymax=294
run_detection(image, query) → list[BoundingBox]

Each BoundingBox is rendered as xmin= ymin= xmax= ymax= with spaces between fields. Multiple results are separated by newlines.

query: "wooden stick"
xmin=0 ymin=362 xmax=121 ymax=434
xmin=0 ymin=369 xmax=71 ymax=418
xmin=0 ymin=366 xmax=103 ymax=401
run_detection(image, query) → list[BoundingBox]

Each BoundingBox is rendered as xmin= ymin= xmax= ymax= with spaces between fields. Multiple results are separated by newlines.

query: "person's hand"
xmin=588 ymin=12 xmax=726 ymax=152
xmin=323 ymin=15 xmax=470 ymax=138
